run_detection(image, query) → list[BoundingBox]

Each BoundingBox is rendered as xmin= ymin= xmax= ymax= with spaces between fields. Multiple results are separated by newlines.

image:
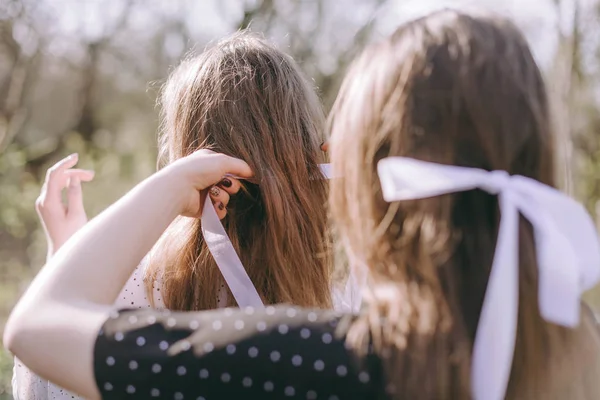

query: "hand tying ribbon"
xmin=377 ymin=156 xmax=600 ymax=400
xmin=200 ymin=164 xmax=336 ymax=309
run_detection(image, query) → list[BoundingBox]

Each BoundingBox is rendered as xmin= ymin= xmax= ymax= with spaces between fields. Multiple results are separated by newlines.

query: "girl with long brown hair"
xmin=6 ymin=9 xmax=600 ymax=400
xmin=12 ymin=31 xmax=359 ymax=400
xmin=148 ymin=31 xmax=338 ymax=311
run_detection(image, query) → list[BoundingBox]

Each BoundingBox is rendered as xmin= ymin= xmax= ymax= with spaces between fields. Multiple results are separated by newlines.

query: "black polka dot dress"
xmin=13 ymin=260 xmax=363 ymax=399
xmin=95 ymin=306 xmax=379 ymax=399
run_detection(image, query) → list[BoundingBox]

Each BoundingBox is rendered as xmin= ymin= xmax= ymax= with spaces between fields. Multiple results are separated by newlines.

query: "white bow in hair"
xmin=377 ymin=156 xmax=600 ymax=400
xmin=201 ymin=164 xmax=335 ymax=309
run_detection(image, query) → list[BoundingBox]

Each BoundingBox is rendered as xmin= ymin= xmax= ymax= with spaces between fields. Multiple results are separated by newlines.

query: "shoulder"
xmin=94 ymin=306 xmax=379 ymax=399
xmin=114 ymin=256 xmax=166 ymax=309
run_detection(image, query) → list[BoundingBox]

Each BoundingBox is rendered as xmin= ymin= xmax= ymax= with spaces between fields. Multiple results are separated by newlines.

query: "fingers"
xmin=217 ymin=177 xmax=242 ymax=195
xmin=65 ymin=169 xmax=95 ymax=182
xmin=36 ymin=154 xmax=94 ymax=216
xmin=222 ymin=174 xmax=258 ymax=185
xmin=221 ymin=155 xmax=253 ymax=181
xmin=37 ymin=155 xmax=78 ymax=216
xmin=66 ymin=176 xmax=85 ymax=217
xmin=207 ymin=177 xmax=244 ymax=220
xmin=45 ymin=154 xmax=80 ymax=200
xmin=209 ymin=186 xmax=230 ymax=206
xmin=209 ymin=186 xmax=229 ymax=220
xmin=185 ymin=150 xmax=254 ymax=189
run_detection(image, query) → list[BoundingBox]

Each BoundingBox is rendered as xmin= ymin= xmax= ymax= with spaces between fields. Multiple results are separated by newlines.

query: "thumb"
xmin=221 ymin=155 xmax=254 ymax=180
xmin=66 ymin=176 xmax=85 ymax=217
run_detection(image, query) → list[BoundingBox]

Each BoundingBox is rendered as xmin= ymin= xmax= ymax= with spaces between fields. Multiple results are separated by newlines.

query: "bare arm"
xmin=5 ymin=173 xmax=180 ymax=399
xmin=3 ymin=151 xmax=252 ymax=399
xmin=12 ymin=154 xmax=95 ymax=400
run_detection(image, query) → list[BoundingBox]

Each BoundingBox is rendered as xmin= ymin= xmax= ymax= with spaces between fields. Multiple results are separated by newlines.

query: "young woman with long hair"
xmin=148 ymin=30 xmax=338 ymax=311
xmin=11 ymin=31 xmax=359 ymax=399
xmin=6 ymin=10 xmax=600 ymax=400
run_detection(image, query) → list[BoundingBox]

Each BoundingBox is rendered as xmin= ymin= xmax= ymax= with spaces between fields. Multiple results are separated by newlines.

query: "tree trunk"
xmin=549 ymin=0 xmax=579 ymax=196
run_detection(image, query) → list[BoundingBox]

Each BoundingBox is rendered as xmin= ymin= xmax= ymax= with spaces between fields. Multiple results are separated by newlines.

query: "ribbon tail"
xmin=201 ymin=197 xmax=264 ymax=308
xmin=516 ymin=191 xmax=585 ymax=328
xmin=471 ymin=194 xmax=520 ymax=400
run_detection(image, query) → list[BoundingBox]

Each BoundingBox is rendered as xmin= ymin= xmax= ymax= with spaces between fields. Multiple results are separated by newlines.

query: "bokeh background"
xmin=1 ymin=0 xmax=599 ymax=396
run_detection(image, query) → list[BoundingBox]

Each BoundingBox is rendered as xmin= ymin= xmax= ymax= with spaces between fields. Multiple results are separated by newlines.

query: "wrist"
xmin=150 ymin=167 xmax=188 ymax=217
xmin=46 ymin=239 xmax=63 ymax=261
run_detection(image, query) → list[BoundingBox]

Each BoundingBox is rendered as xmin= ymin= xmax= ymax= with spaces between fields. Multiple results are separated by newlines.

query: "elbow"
xmin=3 ymin=301 xmax=38 ymax=359
xmin=4 ymin=309 xmax=26 ymax=357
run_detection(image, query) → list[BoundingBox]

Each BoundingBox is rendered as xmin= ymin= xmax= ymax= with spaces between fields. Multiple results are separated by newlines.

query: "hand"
xmin=161 ymin=149 xmax=253 ymax=218
xmin=207 ymin=179 xmax=244 ymax=220
xmin=35 ymin=154 xmax=95 ymax=258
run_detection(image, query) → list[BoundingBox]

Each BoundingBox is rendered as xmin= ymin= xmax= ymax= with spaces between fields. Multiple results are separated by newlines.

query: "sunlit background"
xmin=1 ymin=0 xmax=598 ymax=396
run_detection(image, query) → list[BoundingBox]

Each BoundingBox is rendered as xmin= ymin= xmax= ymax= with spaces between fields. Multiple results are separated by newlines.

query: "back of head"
xmin=149 ymin=31 xmax=332 ymax=310
xmin=329 ymin=10 xmax=599 ymax=399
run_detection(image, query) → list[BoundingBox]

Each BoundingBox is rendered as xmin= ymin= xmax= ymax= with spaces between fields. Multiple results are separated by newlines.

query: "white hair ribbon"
xmin=200 ymin=163 xmax=336 ymax=309
xmin=377 ymin=156 xmax=600 ymax=400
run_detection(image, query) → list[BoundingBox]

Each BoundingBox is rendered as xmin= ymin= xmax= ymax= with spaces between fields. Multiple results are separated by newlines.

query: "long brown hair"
xmin=330 ymin=10 xmax=600 ymax=399
xmin=146 ymin=31 xmax=332 ymax=311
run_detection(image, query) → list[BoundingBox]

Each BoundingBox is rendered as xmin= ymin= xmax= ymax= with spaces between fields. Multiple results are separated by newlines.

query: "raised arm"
xmin=3 ymin=150 xmax=252 ymax=399
xmin=11 ymin=155 xmax=94 ymax=400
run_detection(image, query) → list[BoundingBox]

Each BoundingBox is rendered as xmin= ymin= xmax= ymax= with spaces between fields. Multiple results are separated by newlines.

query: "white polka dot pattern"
xmin=270 ymin=351 xmax=281 ymax=362
xmin=15 ymin=268 xmax=363 ymax=399
xmin=292 ymin=355 xmax=303 ymax=366
xmin=94 ymin=306 xmax=375 ymax=399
